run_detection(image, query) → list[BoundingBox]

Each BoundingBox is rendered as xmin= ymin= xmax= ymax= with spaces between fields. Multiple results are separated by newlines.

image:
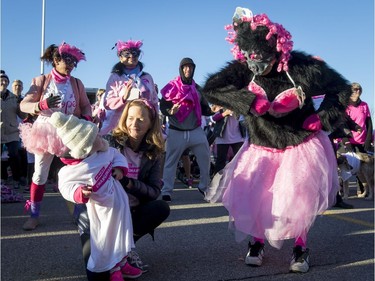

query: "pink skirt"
xmin=19 ymin=115 xmax=67 ymax=156
xmin=206 ymin=131 xmax=339 ymax=248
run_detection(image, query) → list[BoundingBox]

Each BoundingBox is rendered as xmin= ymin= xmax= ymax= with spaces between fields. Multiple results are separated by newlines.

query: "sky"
xmin=1 ymin=0 xmax=374 ymax=114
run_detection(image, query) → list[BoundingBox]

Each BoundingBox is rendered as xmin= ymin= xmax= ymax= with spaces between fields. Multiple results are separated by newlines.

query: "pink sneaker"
xmin=121 ymin=262 xmax=142 ymax=279
xmin=110 ymin=270 xmax=123 ymax=281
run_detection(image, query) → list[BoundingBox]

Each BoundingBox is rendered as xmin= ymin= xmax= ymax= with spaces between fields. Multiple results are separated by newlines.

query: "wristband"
xmin=38 ymin=99 xmax=49 ymax=111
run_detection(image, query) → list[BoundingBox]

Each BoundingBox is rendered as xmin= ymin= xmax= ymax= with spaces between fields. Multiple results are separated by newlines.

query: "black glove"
xmin=39 ymin=95 xmax=61 ymax=110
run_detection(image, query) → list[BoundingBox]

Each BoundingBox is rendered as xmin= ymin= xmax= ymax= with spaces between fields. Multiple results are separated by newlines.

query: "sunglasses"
xmin=61 ymin=54 xmax=78 ymax=67
xmin=121 ymin=50 xmax=140 ymax=58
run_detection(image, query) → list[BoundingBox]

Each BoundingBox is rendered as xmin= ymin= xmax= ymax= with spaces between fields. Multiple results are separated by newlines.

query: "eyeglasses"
xmin=61 ymin=54 xmax=78 ymax=67
xmin=351 ymin=88 xmax=360 ymax=94
xmin=121 ymin=50 xmax=140 ymax=58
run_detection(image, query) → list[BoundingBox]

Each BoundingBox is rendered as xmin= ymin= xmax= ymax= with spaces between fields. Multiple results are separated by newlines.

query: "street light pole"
xmin=40 ymin=0 xmax=46 ymax=75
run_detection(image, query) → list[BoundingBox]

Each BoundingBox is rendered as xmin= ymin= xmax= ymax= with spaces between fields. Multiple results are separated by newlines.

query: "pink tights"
xmin=254 ymin=236 xmax=306 ymax=248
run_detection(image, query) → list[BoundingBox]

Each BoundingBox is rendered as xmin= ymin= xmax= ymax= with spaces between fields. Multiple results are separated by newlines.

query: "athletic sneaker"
xmin=245 ymin=241 xmax=265 ymax=266
xmin=121 ymin=262 xmax=142 ymax=279
xmin=127 ymin=250 xmax=149 ymax=273
xmin=110 ymin=270 xmax=123 ymax=281
xmin=289 ymin=246 xmax=310 ymax=273
xmin=22 ymin=217 xmax=39 ymax=231
xmin=162 ymin=195 xmax=171 ymax=202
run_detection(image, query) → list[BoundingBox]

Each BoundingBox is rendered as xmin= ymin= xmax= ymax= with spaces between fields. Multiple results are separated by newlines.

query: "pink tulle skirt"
xmin=19 ymin=115 xmax=67 ymax=156
xmin=206 ymin=131 xmax=339 ymax=248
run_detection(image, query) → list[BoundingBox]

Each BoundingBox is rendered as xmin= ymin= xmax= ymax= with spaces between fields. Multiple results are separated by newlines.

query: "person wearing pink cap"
xmin=19 ymin=42 xmax=92 ymax=231
xmin=100 ymin=40 xmax=159 ymax=136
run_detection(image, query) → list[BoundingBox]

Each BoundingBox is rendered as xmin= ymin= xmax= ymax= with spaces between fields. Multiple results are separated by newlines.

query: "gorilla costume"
xmin=202 ymin=7 xmax=354 ymax=272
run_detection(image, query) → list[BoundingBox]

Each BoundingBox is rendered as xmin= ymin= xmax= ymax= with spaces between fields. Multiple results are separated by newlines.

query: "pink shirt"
xmin=123 ymin=147 xmax=142 ymax=179
xmin=346 ymin=101 xmax=371 ymax=144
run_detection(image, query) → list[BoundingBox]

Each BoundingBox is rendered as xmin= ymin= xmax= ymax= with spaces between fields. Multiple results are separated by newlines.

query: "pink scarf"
xmin=161 ymin=76 xmax=202 ymax=125
xmin=51 ymin=68 xmax=70 ymax=84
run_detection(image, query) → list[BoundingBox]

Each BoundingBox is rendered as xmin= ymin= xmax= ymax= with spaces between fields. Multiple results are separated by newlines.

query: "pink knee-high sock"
xmin=30 ymin=201 xmax=42 ymax=218
xmin=26 ymin=182 xmax=45 ymax=217
xmin=30 ymin=182 xmax=45 ymax=202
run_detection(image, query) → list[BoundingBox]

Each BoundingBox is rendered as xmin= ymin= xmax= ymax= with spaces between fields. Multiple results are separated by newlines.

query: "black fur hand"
xmin=203 ymin=86 xmax=256 ymax=117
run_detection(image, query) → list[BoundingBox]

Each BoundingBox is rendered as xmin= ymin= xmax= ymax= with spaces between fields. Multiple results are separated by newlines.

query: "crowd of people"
xmin=1 ymin=10 xmax=374 ymax=279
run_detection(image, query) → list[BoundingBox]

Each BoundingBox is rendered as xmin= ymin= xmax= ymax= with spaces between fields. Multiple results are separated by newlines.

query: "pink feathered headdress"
xmin=116 ymin=40 xmax=143 ymax=55
xmin=58 ymin=42 xmax=86 ymax=62
xmin=225 ymin=7 xmax=293 ymax=72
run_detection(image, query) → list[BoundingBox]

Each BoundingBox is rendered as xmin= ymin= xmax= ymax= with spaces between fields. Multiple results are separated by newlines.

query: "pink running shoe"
xmin=121 ymin=262 xmax=142 ymax=279
xmin=110 ymin=270 xmax=123 ymax=281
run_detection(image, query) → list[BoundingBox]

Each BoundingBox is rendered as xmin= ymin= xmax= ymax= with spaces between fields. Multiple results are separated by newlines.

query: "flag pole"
xmin=40 ymin=0 xmax=46 ymax=75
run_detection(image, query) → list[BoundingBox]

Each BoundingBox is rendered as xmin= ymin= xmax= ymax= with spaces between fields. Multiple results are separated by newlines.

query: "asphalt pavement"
xmin=1 ymin=179 xmax=374 ymax=281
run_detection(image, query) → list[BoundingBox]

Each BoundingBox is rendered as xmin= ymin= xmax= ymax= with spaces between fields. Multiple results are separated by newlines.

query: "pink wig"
xmin=116 ymin=40 xmax=143 ymax=55
xmin=58 ymin=42 xmax=86 ymax=62
xmin=225 ymin=7 xmax=293 ymax=72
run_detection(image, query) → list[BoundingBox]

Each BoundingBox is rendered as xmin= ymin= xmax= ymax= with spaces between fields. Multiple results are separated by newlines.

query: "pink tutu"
xmin=19 ymin=116 xmax=67 ymax=156
xmin=206 ymin=131 xmax=339 ymax=248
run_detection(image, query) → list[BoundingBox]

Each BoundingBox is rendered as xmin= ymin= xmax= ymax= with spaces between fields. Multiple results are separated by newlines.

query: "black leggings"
xmin=214 ymin=142 xmax=243 ymax=174
xmin=74 ymin=200 xmax=170 ymax=281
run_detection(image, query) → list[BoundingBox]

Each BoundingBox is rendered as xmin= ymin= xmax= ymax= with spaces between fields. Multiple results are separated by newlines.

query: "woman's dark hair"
xmin=40 ymin=44 xmax=61 ymax=67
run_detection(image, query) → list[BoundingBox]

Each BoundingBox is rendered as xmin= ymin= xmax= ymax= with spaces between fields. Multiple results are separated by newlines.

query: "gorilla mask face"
xmin=242 ymin=50 xmax=276 ymax=76
xmin=235 ymin=23 xmax=278 ymax=75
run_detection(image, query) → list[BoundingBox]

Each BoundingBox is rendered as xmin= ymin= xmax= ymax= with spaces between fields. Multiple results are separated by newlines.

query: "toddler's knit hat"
xmin=48 ymin=112 xmax=98 ymax=159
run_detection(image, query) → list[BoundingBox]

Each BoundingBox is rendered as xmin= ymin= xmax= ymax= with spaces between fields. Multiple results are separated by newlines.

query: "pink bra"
xmin=248 ymin=72 xmax=306 ymax=118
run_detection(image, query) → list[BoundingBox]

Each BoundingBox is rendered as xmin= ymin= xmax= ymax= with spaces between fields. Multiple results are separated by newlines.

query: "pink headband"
xmin=225 ymin=7 xmax=293 ymax=72
xmin=58 ymin=42 xmax=86 ymax=62
xmin=116 ymin=40 xmax=143 ymax=55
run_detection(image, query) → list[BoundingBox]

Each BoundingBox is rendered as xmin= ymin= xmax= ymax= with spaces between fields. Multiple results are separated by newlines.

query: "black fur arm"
xmin=203 ymin=86 xmax=256 ymax=116
xmin=289 ymin=52 xmax=352 ymax=132
xmin=202 ymin=61 xmax=256 ymax=116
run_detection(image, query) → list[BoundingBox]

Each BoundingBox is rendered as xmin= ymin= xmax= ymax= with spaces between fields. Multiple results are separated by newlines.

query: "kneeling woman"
xmin=75 ymin=99 xmax=170 ymax=280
